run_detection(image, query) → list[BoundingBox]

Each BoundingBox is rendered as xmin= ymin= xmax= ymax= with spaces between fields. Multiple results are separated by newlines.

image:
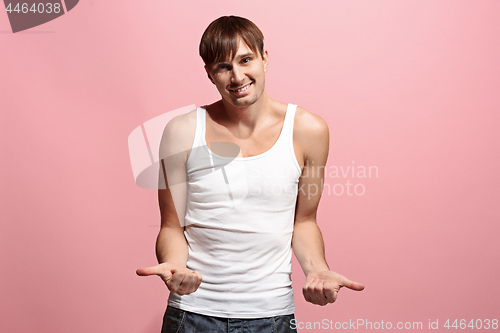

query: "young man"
xmin=137 ymin=16 xmax=364 ymax=333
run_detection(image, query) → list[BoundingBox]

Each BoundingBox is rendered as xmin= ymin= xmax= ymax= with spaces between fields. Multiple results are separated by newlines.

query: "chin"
xmin=229 ymin=93 xmax=262 ymax=108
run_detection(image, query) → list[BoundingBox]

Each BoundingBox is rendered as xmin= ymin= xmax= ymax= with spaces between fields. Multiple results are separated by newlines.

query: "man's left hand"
xmin=302 ymin=270 xmax=365 ymax=306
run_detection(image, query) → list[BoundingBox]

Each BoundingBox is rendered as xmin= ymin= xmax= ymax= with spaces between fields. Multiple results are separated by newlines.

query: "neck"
xmin=219 ymin=90 xmax=273 ymax=129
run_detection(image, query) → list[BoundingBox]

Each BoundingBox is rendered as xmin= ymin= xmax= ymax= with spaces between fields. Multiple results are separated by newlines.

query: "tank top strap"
xmin=281 ymin=104 xmax=297 ymax=141
xmin=279 ymin=104 xmax=301 ymax=175
xmin=269 ymin=103 xmax=295 ymax=150
xmin=196 ymin=107 xmax=206 ymax=147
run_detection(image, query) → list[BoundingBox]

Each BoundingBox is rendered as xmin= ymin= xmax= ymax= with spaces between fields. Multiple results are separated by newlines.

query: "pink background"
xmin=1 ymin=1 xmax=499 ymax=332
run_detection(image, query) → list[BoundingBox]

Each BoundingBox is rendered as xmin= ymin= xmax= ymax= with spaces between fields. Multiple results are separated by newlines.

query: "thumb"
xmin=343 ymin=278 xmax=365 ymax=291
xmin=136 ymin=264 xmax=172 ymax=278
xmin=136 ymin=265 xmax=158 ymax=276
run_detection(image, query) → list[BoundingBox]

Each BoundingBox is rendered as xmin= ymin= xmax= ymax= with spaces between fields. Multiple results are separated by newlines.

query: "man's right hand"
xmin=136 ymin=263 xmax=202 ymax=296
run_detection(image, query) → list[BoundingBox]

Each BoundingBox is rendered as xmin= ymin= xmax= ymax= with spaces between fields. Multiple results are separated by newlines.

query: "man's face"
xmin=206 ymin=39 xmax=268 ymax=108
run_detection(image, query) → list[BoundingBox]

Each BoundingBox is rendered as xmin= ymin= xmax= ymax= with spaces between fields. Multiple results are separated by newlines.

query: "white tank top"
xmin=168 ymin=104 xmax=302 ymax=318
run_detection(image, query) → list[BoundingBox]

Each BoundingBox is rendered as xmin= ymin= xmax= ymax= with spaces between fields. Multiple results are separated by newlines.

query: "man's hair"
xmin=199 ymin=16 xmax=264 ymax=68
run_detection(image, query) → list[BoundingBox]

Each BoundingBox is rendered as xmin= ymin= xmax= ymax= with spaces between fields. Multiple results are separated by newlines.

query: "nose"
xmin=230 ymin=65 xmax=245 ymax=83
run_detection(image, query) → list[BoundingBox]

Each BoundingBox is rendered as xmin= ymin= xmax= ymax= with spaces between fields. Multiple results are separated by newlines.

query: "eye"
xmin=242 ymin=57 xmax=251 ymax=64
xmin=216 ymin=63 xmax=230 ymax=71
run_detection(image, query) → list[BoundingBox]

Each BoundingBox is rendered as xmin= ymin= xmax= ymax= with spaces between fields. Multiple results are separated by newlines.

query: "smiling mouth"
xmin=228 ymin=82 xmax=252 ymax=93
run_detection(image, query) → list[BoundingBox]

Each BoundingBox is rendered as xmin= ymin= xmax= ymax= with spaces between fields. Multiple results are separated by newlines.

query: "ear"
xmin=204 ymin=66 xmax=215 ymax=84
xmin=262 ymin=49 xmax=269 ymax=73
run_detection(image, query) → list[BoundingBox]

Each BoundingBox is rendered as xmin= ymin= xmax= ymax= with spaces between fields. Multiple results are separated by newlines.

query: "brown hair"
xmin=199 ymin=16 xmax=264 ymax=68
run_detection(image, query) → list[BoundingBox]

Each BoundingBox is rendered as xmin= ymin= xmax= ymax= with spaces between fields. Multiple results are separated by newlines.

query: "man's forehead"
xmin=235 ymin=39 xmax=254 ymax=54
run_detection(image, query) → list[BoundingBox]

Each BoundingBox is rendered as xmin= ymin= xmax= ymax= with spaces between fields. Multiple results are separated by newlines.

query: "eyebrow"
xmin=212 ymin=52 xmax=256 ymax=69
xmin=235 ymin=52 xmax=255 ymax=60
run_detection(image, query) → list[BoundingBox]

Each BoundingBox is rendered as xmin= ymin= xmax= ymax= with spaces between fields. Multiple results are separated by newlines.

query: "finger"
xmin=304 ymin=279 xmax=327 ymax=306
xmin=302 ymin=289 xmax=313 ymax=304
xmin=178 ymin=272 xmax=199 ymax=295
xmin=303 ymin=277 xmax=318 ymax=291
xmin=302 ymin=278 xmax=317 ymax=304
xmin=193 ymin=270 xmax=203 ymax=291
xmin=136 ymin=266 xmax=161 ymax=276
xmin=323 ymin=281 xmax=337 ymax=303
xmin=342 ymin=278 xmax=365 ymax=291
xmin=312 ymin=280 xmax=328 ymax=306
xmin=167 ymin=269 xmax=186 ymax=294
xmin=180 ymin=271 xmax=203 ymax=294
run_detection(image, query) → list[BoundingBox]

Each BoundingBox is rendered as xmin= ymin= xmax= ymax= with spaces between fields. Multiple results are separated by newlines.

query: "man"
xmin=137 ymin=16 xmax=364 ymax=333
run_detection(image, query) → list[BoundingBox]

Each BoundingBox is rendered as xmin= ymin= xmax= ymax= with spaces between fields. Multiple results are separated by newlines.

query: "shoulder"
xmin=161 ymin=109 xmax=197 ymax=154
xmin=291 ymin=105 xmax=329 ymax=164
xmin=164 ymin=108 xmax=197 ymax=134
xmin=293 ymin=105 xmax=329 ymax=143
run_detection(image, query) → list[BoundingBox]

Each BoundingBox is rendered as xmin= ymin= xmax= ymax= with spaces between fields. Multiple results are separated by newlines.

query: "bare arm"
xmin=292 ymin=108 xmax=330 ymax=276
xmin=292 ymin=107 xmax=364 ymax=305
xmin=155 ymin=184 xmax=188 ymax=267
xmin=137 ymin=111 xmax=202 ymax=296
xmin=155 ymin=116 xmax=189 ymax=267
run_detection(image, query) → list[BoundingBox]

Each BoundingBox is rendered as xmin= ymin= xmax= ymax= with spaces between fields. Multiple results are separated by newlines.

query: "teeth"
xmin=233 ymin=84 xmax=250 ymax=92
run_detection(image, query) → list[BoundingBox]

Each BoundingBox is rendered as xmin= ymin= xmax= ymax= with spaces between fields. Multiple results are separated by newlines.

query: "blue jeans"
xmin=161 ymin=305 xmax=297 ymax=333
